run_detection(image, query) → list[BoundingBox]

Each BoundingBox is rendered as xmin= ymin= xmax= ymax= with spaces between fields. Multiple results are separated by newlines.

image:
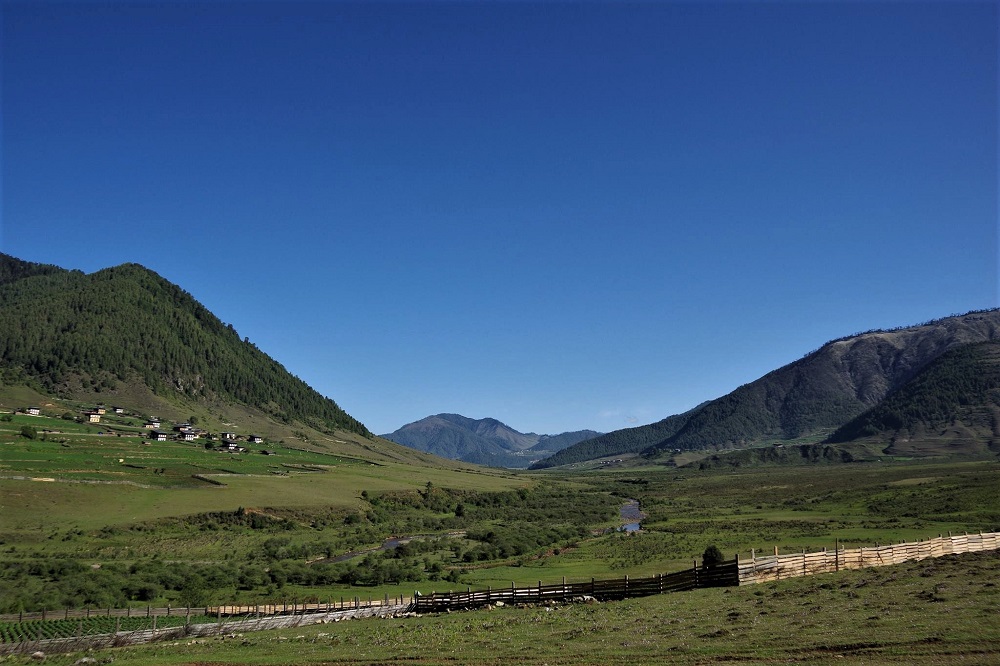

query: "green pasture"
xmin=7 ymin=548 xmax=1000 ymax=665
xmin=3 ymin=433 xmax=1000 ymax=617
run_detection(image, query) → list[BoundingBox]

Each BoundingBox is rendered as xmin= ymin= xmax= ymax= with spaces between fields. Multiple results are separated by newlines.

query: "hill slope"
xmin=530 ymin=405 xmax=704 ymax=469
xmin=382 ymin=413 xmax=601 ymax=468
xmin=0 ymin=254 xmax=368 ymax=438
xmin=533 ymin=310 xmax=1000 ymax=468
xmin=825 ymin=340 xmax=1000 ymax=455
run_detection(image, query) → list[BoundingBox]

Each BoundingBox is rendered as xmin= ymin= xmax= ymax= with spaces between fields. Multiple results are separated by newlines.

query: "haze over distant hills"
xmin=382 ymin=414 xmax=601 ymax=468
xmin=534 ymin=309 xmax=1000 ymax=468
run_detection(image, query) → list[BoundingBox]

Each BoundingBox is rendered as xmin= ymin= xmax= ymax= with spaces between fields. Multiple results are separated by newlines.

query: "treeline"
xmin=826 ymin=341 xmax=1000 ymax=443
xmin=0 ymin=257 xmax=368 ymax=436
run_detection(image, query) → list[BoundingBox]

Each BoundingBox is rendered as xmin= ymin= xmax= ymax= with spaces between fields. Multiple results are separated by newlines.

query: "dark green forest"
xmin=534 ymin=310 xmax=1000 ymax=468
xmin=0 ymin=254 xmax=368 ymax=436
xmin=826 ymin=341 xmax=1000 ymax=443
xmin=530 ymin=409 xmax=699 ymax=469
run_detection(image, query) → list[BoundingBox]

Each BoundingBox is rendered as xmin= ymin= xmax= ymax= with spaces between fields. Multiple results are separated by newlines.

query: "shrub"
xmin=702 ymin=544 xmax=726 ymax=567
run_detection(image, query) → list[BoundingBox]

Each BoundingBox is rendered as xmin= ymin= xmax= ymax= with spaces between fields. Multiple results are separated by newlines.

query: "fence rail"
xmin=0 ymin=604 xmax=408 ymax=656
xmin=736 ymin=531 xmax=1000 ymax=585
xmin=412 ymin=562 xmax=738 ymax=613
xmin=0 ymin=595 xmax=411 ymax=624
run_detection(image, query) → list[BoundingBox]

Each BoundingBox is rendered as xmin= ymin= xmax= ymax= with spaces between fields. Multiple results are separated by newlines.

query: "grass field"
xmin=3 ymin=548 xmax=998 ymax=665
xmin=4 ymin=408 xmax=1000 ymax=657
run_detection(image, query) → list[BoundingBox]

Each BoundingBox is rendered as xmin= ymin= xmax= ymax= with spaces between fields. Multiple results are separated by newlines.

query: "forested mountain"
xmin=0 ymin=254 xmax=66 ymax=285
xmin=532 ymin=310 xmax=1000 ymax=468
xmin=382 ymin=414 xmax=601 ymax=468
xmin=529 ymin=405 xmax=704 ymax=469
xmin=826 ymin=340 xmax=1000 ymax=455
xmin=0 ymin=254 xmax=368 ymax=436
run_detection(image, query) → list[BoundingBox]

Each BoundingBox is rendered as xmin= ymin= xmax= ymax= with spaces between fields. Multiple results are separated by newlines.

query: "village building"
xmin=221 ymin=439 xmax=245 ymax=453
xmin=26 ymin=407 xmax=41 ymax=416
xmin=149 ymin=430 xmax=168 ymax=441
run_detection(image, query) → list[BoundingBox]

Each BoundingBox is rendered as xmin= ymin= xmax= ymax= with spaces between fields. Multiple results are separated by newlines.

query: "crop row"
xmin=0 ymin=615 xmax=215 ymax=643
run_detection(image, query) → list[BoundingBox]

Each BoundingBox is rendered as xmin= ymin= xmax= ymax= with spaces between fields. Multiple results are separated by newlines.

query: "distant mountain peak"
xmin=382 ymin=415 xmax=601 ymax=468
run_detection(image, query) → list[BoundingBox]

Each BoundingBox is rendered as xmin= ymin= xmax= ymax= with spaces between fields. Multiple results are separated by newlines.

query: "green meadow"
xmin=3 ymin=409 xmax=1000 ymax=665
xmin=4 ymin=548 xmax=1000 ymax=665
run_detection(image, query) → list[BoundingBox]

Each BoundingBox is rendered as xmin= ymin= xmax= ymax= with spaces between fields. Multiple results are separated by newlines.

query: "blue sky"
xmin=2 ymin=1 xmax=997 ymax=436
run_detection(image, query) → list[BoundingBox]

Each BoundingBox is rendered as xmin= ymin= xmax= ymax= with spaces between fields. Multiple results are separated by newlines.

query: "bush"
xmin=702 ymin=544 xmax=726 ymax=567
xmin=19 ymin=425 xmax=38 ymax=440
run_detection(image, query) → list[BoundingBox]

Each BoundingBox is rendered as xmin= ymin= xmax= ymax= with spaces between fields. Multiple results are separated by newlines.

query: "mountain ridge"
xmin=0 ymin=254 xmax=369 ymax=439
xmin=382 ymin=413 xmax=601 ymax=468
xmin=533 ymin=309 xmax=1000 ymax=468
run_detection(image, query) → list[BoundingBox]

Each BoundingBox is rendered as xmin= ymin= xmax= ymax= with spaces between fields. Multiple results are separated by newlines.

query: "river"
xmin=619 ymin=499 xmax=644 ymax=532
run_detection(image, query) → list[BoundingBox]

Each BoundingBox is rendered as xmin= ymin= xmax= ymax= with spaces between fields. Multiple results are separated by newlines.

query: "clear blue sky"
xmin=2 ymin=1 xmax=997 ymax=436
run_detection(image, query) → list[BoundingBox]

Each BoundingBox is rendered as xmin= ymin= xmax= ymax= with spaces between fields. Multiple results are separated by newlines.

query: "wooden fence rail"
xmin=0 ymin=603 xmax=408 ymax=656
xmin=737 ymin=531 xmax=1000 ymax=585
xmin=411 ymin=562 xmax=739 ymax=613
xmin=0 ymin=595 xmax=412 ymax=624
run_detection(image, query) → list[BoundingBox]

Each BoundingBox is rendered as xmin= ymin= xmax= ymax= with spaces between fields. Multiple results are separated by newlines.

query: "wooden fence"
xmin=737 ymin=531 xmax=1000 ymax=585
xmin=0 ymin=603 xmax=408 ymax=656
xmin=0 ymin=594 xmax=411 ymax=624
xmin=411 ymin=562 xmax=739 ymax=613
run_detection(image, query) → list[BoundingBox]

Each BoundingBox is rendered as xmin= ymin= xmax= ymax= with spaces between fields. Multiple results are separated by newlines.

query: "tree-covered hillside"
xmin=529 ymin=407 xmax=700 ymax=469
xmin=635 ymin=310 xmax=1000 ymax=457
xmin=531 ymin=310 xmax=1000 ymax=468
xmin=0 ymin=254 xmax=368 ymax=436
xmin=826 ymin=340 xmax=1000 ymax=449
